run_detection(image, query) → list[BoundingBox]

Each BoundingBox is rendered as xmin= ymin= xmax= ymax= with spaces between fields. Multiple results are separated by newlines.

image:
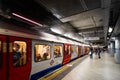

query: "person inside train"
xmin=42 ymin=45 xmax=50 ymax=60
xmin=37 ymin=54 xmax=41 ymax=61
xmin=13 ymin=43 xmax=21 ymax=66
xmin=54 ymin=49 xmax=58 ymax=57
xmin=95 ymin=48 xmax=98 ymax=55
xmin=43 ymin=52 xmax=48 ymax=60
xmin=54 ymin=48 xmax=61 ymax=57
xmin=57 ymin=48 xmax=61 ymax=57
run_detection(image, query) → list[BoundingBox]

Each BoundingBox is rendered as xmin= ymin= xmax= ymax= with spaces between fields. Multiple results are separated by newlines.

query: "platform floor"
xmin=41 ymin=52 xmax=120 ymax=80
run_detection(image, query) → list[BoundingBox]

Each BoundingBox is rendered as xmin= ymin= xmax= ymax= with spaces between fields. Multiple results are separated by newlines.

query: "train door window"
xmin=35 ymin=44 xmax=51 ymax=62
xmin=76 ymin=46 xmax=78 ymax=54
xmin=13 ymin=41 xmax=27 ymax=67
xmin=64 ymin=45 xmax=71 ymax=55
xmin=0 ymin=41 xmax=2 ymax=68
xmin=54 ymin=45 xmax=63 ymax=58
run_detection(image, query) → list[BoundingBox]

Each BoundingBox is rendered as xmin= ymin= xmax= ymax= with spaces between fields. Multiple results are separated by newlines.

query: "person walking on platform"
xmin=98 ymin=47 xmax=101 ymax=59
xmin=89 ymin=46 xmax=93 ymax=59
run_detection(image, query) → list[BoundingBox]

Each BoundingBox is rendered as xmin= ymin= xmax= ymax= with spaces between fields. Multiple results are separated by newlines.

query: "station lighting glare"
xmin=108 ymin=27 xmax=113 ymax=33
xmin=111 ymin=37 xmax=115 ymax=40
xmin=78 ymin=32 xmax=82 ymax=35
xmin=12 ymin=13 xmax=43 ymax=27
xmin=53 ymin=13 xmax=62 ymax=19
xmin=64 ymin=34 xmax=68 ymax=37
xmin=50 ymin=27 xmax=62 ymax=34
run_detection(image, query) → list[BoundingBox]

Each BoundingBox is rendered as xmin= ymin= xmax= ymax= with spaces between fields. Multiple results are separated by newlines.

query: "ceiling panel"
xmin=60 ymin=8 xmax=104 ymax=22
xmin=70 ymin=17 xmax=94 ymax=29
xmin=93 ymin=16 xmax=103 ymax=27
xmin=37 ymin=0 xmax=84 ymax=18
xmin=69 ymin=8 xmax=104 ymax=29
xmin=84 ymin=0 xmax=101 ymax=9
xmin=111 ymin=0 xmax=120 ymax=4
xmin=83 ymin=31 xmax=104 ymax=37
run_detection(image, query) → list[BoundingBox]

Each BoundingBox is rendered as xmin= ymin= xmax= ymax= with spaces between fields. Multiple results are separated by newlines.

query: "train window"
xmin=54 ymin=45 xmax=63 ymax=58
xmin=64 ymin=45 xmax=71 ymax=55
xmin=71 ymin=46 xmax=78 ymax=54
xmin=35 ymin=44 xmax=50 ymax=62
xmin=35 ymin=44 xmax=51 ymax=62
xmin=13 ymin=41 xmax=27 ymax=67
xmin=0 ymin=41 xmax=2 ymax=68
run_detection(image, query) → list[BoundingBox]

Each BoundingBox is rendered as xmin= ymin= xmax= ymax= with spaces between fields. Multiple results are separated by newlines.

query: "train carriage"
xmin=71 ymin=45 xmax=79 ymax=61
xmin=0 ymin=35 xmax=31 ymax=80
xmin=31 ymin=40 xmax=64 ymax=79
xmin=0 ymin=32 xmax=89 ymax=80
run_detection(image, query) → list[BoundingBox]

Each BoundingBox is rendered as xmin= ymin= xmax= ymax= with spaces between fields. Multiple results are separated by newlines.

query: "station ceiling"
xmin=0 ymin=0 xmax=120 ymax=45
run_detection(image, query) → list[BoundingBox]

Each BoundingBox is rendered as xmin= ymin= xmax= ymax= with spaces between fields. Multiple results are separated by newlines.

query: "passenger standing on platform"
xmin=95 ymin=48 xmax=98 ymax=55
xmin=98 ymin=47 xmax=101 ymax=59
xmin=89 ymin=46 xmax=93 ymax=59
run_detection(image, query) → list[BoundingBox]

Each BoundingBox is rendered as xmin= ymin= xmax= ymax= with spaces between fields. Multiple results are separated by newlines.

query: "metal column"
xmin=114 ymin=37 xmax=120 ymax=64
xmin=108 ymin=44 xmax=111 ymax=54
xmin=110 ymin=41 xmax=115 ymax=56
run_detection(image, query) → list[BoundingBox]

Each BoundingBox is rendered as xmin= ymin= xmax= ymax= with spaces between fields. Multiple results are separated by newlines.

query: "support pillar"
xmin=110 ymin=41 xmax=115 ymax=56
xmin=114 ymin=37 xmax=120 ymax=64
xmin=108 ymin=44 xmax=111 ymax=53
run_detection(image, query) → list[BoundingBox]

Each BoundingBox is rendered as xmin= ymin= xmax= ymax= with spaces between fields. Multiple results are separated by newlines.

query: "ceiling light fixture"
xmin=12 ymin=13 xmax=43 ymax=27
xmin=53 ymin=13 xmax=62 ymax=19
xmin=78 ymin=32 xmax=82 ymax=35
xmin=107 ymin=37 xmax=109 ymax=39
xmin=108 ymin=27 xmax=113 ymax=33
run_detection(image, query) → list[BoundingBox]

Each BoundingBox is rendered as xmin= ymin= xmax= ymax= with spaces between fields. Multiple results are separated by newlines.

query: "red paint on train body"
xmin=0 ymin=35 xmax=7 ymax=80
xmin=0 ymin=35 xmax=31 ymax=80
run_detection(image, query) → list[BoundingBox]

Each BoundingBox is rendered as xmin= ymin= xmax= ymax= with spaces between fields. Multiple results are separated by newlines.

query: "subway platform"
xmin=40 ymin=52 xmax=120 ymax=80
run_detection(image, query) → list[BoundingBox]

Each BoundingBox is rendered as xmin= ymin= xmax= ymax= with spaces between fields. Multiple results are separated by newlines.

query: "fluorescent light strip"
xmin=108 ymin=27 xmax=112 ymax=33
xmin=12 ymin=13 xmax=43 ymax=27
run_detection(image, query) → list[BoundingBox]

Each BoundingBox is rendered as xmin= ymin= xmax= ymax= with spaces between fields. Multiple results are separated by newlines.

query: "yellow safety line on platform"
xmin=40 ymin=66 xmax=68 ymax=80
xmin=40 ymin=57 xmax=85 ymax=80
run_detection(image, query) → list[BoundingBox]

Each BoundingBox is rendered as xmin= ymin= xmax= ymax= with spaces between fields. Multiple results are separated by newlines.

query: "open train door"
xmin=8 ymin=36 xmax=31 ymax=80
xmin=0 ymin=35 xmax=7 ymax=80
